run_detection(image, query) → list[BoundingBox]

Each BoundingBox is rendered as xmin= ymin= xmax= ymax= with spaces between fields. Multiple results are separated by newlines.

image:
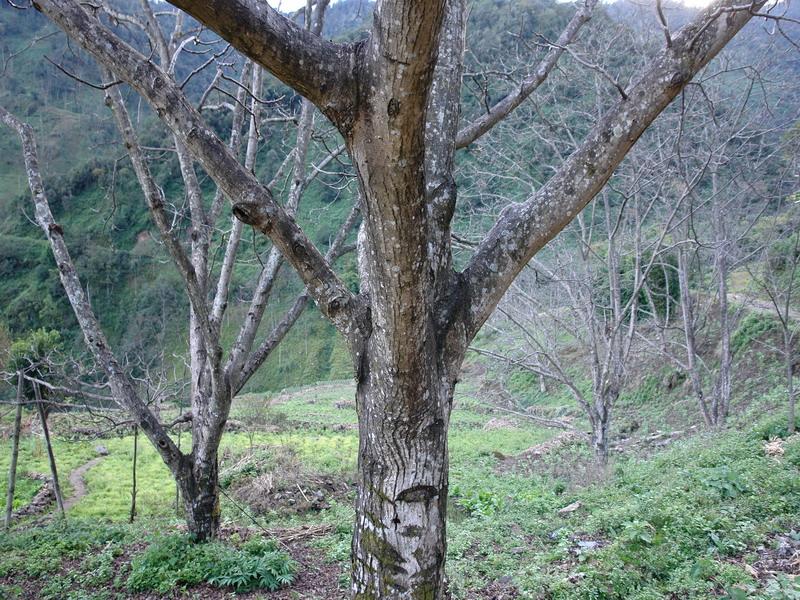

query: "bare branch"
xmin=164 ymin=0 xmax=355 ymax=128
xmin=455 ymin=0 xmax=598 ymax=149
xmin=34 ymin=0 xmax=364 ymax=340
xmin=0 ymin=105 xmax=183 ymax=471
xmin=462 ymin=0 xmax=766 ymax=339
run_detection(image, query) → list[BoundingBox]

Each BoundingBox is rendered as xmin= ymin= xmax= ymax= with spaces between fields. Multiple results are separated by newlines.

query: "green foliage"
xmin=620 ymin=252 xmax=681 ymax=321
xmin=620 ymin=519 xmax=660 ymax=551
xmin=724 ymin=574 xmax=800 ymax=600
xmin=620 ymin=373 xmax=664 ymax=408
xmin=126 ymin=534 xmax=295 ymax=594
xmin=732 ymin=313 xmax=781 ymax=355
xmin=0 ymin=520 xmax=130 ymax=578
xmin=700 ymin=466 xmax=749 ymax=499
xmin=785 ymin=437 xmax=800 ymax=468
xmin=762 ymin=574 xmax=800 ymax=599
xmin=452 ymin=486 xmax=504 ymax=517
xmin=750 ymin=414 xmax=800 ymax=441
xmin=6 ymin=328 xmax=62 ymax=372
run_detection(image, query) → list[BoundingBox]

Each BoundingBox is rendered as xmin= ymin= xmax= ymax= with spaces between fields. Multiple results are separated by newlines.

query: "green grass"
xmin=2 ymin=376 xmax=799 ymax=599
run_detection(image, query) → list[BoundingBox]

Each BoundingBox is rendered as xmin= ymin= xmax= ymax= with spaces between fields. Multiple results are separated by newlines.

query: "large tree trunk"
xmin=352 ymin=345 xmax=457 ymax=599
xmin=177 ymin=456 xmax=220 ymax=541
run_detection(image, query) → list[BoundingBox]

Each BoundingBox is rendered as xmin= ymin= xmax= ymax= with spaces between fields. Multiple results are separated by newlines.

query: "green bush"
xmin=731 ymin=313 xmax=781 ymax=356
xmin=750 ymin=414 xmax=800 ymax=441
xmin=700 ymin=466 xmax=749 ymax=499
xmin=126 ymin=534 xmax=295 ymax=594
xmin=452 ymin=487 xmax=504 ymax=517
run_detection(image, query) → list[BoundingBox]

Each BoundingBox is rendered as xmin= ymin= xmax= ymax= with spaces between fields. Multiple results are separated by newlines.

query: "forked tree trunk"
xmin=352 ymin=345 xmax=458 ymax=599
xmin=23 ymin=1 xmax=767 ymax=597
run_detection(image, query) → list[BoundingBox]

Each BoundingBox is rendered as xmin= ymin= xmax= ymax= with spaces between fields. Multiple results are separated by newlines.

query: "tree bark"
xmin=589 ymin=388 xmax=615 ymax=466
xmin=130 ymin=424 xmax=138 ymax=523
xmin=176 ymin=455 xmax=220 ymax=541
xmin=4 ymin=372 xmax=24 ymax=530
xmin=352 ymin=349 xmax=458 ymax=599
xmin=589 ymin=407 xmax=610 ymax=466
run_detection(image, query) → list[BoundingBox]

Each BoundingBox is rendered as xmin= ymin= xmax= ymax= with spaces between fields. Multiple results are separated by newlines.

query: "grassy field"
xmin=1 ymin=373 xmax=799 ymax=599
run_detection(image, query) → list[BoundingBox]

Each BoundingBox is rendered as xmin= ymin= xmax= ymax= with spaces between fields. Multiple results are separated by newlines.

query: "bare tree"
xmin=748 ymin=199 xmax=800 ymax=434
xmin=477 ymin=167 xmax=681 ymax=465
xmin=1 ymin=0 xmax=358 ymax=540
xmin=9 ymin=0 xmax=773 ymax=595
xmin=658 ymin=57 xmax=800 ymax=428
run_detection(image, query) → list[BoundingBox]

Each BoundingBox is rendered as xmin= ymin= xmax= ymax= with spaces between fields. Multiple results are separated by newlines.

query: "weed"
xmin=126 ymin=533 xmax=295 ymax=594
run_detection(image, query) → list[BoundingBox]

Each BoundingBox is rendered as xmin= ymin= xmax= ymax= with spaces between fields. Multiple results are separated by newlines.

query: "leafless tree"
xmin=7 ymin=0 xmax=777 ymax=595
xmin=655 ymin=57 xmax=800 ymax=428
xmin=747 ymin=195 xmax=800 ymax=434
xmin=476 ymin=162 xmax=683 ymax=465
xmin=2 ymin=0 xmax=358 ymax=540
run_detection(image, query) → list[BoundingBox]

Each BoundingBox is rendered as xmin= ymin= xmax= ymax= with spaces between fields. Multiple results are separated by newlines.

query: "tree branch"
xmin=0 ymin=105 xmax=183 ymax=472
xmin=235 ymin=202 xmax=361 ymax=392
xmin=462 ymin=0 xmax=765 ymax=340
xmin=35 ymin=0 xmax=364 ymax=341
xmin=455 ymin=0 xmax=598 ymax=149
xmin=164 ymin=0 xmax=356 ymax=128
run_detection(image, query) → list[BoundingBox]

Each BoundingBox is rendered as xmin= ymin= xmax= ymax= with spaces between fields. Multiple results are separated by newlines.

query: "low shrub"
xmin=126 ymin=534 xmax=295 ymax=594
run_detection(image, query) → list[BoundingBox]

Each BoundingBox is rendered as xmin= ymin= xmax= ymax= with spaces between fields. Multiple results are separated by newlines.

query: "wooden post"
xmin=130 ymin=425 xmax=138 ymax=523
xmin=34 ymin=382 xmax=65 ymax=518
xmin=4 ymin=371 xmax=25 ymax=529
xmin=175 ymin=399 xmax=182 ymax=516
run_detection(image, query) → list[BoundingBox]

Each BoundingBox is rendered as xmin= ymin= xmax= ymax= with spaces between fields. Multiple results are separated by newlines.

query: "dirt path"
xmin=728 ymin=293 xmax=800 ymax=322
xmin=63 ymin=456 xmax=104 ymax=511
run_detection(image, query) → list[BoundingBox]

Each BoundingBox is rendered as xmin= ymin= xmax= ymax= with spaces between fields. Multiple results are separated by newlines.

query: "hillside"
xmin=2 ymin=1 xmax=800 ymax=598
xmin=0 ymin=0 xmax=588 ymax=390
xmin=0 ymin=351 xmax=798 ymax=598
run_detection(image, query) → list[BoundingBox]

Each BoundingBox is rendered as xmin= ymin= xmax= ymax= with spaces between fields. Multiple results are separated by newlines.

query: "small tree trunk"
xmin=786 ymin=330 xmax=796 ymax=434
xmin=351 ymin=354 xmax=455 ymax=599
xmin=130 ymin=425 xmax=138 ymax=523
xmin=677 ymin=247 xmax=714 ymax=427
xmin=711 ymin=169 xmax=732 ymax=426
xmin=4 ymin=372 xmax=24 ymax=529
xmin=34 ymin=383 xmax=65 ymax=518
xmin=589 ymin=402 xmax=611 ymax=466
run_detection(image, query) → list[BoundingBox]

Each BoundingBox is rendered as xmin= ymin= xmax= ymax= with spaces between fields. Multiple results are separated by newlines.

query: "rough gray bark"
xmin=27 ymin=0 xmax=767 ymax=595
xmin=4 ymin=373 xmax=24 ymax=529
